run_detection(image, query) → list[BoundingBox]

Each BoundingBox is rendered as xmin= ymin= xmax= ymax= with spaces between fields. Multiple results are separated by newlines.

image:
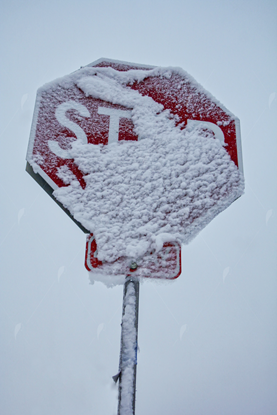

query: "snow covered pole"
xmin=117 ymin=271 xmax=140 ymax=415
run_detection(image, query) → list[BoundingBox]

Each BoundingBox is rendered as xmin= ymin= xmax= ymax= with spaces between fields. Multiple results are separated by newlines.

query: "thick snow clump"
xmin=53 ymin=67 xmax=244 ymax=263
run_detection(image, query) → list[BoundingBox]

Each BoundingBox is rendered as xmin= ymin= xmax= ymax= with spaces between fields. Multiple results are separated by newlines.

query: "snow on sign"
xmin=85 ymin=233 xmax=182 ymax=280
xmin=26 ymin=58 xmax=244 ymax=280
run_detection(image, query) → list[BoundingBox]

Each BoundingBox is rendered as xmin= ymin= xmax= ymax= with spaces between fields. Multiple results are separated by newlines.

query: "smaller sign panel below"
xmin=85 ymin=234 xmax=181 ymax=280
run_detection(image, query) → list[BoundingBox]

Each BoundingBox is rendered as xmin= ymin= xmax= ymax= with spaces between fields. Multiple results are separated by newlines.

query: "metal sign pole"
xmin=114 ymin=270 xmax=139 ymax=415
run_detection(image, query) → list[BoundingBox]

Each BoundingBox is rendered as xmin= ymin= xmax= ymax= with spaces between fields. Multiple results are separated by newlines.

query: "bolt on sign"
xmin=26 ymin=58 xmax=244 ymax=415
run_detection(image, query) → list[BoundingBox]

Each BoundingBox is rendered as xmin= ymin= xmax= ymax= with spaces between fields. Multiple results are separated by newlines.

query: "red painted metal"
xmin=27 ymin=58 xmax=242 ymax=278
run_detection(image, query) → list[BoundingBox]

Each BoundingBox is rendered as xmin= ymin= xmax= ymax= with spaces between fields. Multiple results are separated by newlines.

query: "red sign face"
xmin=85 ymin=234 xmax=182 ymax=280
xmin=26 ymin=58 xmax=243 ymax=278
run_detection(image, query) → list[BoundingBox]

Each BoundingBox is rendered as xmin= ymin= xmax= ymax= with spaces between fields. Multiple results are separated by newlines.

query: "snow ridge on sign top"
xmin=49 ymin=66 xmax=244 ymax=263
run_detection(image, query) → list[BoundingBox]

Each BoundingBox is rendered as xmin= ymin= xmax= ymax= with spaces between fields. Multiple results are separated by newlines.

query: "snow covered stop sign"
xmin=26 ymin=58 xmax=243 ymax=279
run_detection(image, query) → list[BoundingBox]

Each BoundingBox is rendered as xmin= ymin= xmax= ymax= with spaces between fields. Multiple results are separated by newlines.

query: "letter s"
xmin=48 ymin=101 xmax=90 ymax=159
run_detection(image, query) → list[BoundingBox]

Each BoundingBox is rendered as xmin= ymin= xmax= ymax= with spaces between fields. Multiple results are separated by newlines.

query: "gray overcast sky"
xmin=0 ymin=1 xmax=277 ymax=414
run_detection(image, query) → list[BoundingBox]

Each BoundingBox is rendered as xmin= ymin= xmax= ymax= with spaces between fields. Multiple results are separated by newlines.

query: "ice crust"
xmin=52 ymin=66 xmax=244 ymax=264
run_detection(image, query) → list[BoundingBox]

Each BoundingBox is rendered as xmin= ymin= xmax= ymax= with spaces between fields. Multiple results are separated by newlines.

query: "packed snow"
xmin=119 ymin=281 xmax=137 ymax=415
xmin=52 ymin=66 xmax=244 ymax=266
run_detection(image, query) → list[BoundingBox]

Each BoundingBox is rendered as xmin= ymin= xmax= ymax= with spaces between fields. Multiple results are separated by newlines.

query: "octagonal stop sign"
xmin=26 ymin=58 xmax=243 ymax=279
